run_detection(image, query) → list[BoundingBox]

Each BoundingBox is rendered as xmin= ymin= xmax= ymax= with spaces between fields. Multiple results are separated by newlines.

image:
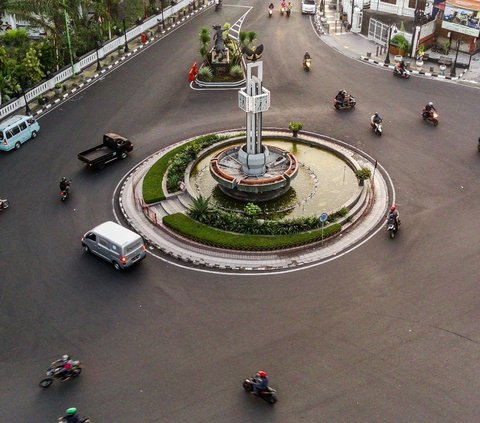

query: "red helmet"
xmin=257 ymin=370 xmax=267 ymax=378
xmin=390 ymin=205 xmax=396 ymax=212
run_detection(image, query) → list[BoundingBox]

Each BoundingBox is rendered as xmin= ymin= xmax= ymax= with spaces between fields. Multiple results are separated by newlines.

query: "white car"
xmin=301 ymin=0 xmax=316 ymax=14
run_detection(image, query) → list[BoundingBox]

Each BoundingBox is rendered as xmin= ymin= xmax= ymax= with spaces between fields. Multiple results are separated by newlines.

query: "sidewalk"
xmin=315 ymin=14 xmax=480 ymax=85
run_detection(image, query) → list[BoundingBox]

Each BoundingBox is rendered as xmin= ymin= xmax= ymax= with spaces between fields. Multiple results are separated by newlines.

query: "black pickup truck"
xmin=77 ymin=133 xmax=133 ymax=169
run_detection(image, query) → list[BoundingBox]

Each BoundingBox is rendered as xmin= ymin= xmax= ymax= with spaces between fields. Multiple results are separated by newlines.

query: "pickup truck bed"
xmin=78 ymin=133 xmax=133 ymax=169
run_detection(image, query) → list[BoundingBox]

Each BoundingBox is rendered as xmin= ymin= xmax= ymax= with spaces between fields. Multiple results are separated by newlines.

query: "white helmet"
xmin=62 ymin=354 xmax=69 ymax=361
xmin=428 ymin=101 xmax=433 ymax=106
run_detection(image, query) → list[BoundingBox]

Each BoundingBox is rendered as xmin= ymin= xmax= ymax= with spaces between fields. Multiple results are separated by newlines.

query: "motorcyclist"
xmin=269 ymin=2 xmax=274 ymax=10
xmin=61 ymin=407 xmax=82 ymax=423
xmin=287 ymin=1 xmax=293 ymax=9
xmin=0 ymin=199 xmax=6 ymax=209
xmin=53 ymin=354 xmax=74 ymax=379
xmin=388 ymin=205 xmax=400 ymax=229
xmin=371 ymin=112 xmax=382 ymax=127
xmin=59 ymin=177 xmax=71 ymax=193
xmin=335 ymin=89 xmax=348 ymax=106
xmin=303 ymin=51 xmax=311 ymax=67
xmin=423 ymin=101 xmax=436 ymax=118
xmin=396 ymin=60 xmax=406 ymax=75
xmin=281 ymin=0 xmax=287 ymax=9
xmin=253 ymin=370 xmax=269 ymax=394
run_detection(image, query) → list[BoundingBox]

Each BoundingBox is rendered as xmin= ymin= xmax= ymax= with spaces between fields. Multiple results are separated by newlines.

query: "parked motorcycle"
xmin=268 ymin=8 xmax=273 ymax=17
xmin=280 ymin=5 xmax=285 ymax=15
xmin=422 ymin=109 xmax=439 ymax=126
xmin=39 ymin=360 xmax=82 ymax=388
xmin=387 ymin=215 xmax=398 ymax=239
xmin=242 ymin=376 xmax=278 ymax=404
xmin=334 ymin=95 xmax=356 ymax=110
xmin=286 ymin=6 xmax=291 ymax=16
xmin=0 ymin=198 xmax=9 ymax=211
xmin=393 ymin=67 xmax=410 ymax=79
xmin=215 ymin=0 xmax=222 ymax=11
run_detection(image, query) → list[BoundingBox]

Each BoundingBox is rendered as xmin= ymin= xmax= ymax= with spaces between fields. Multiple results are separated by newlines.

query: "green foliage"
xmin=391 ymin=33 xmax=410 ymax=52
xmin=244 ymin=203 xmax=261 ymax=218
xmin=247 ymin=31 xmax=256 ymax=44
xmin=1 ymin=28 xmax=28 ymax=48
xmin=417 ymin=43 xmax=425 ymax=57
xmin=443 ymin=40 xmax=450 ymax=55
xmin=164 ymin=213 xmax=342 ymax=251
xmin=289 ymin=121 xmax=303 ymax=132
xmin=355 ymin=167 xmax=371 ymax=180
xmin=198 ymin=66 xmax=213 ymax=81
xmin=199 ymin=27 xmax=211 ymax=46
xmin=188 ymin=195 xmax=212 ymax=221
xmin=19 ymin=46 xmax=45 ymax=85
xmin=143 ymin=134 xmax=230 ymax=204
xmin=229 ymin=65 xmax=243 ymax=78
xmin=338 ymin=207 xmax=349 ymax=217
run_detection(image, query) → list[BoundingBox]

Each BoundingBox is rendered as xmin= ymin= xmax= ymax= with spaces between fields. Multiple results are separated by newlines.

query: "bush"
xmin=198 ymin=66 xmax=213 ymax=81
xmin=229 ymin=65 xmax=243 ymax=78
xmin=164 ymin=213 xmax=342 ymax=250
xmin=355 ymin=167 xmax=371 ymax=181
xmin=289 ymin=121 xmax=303 ymax=132
xmin=391 ymin=33 xmax=410 ymax=52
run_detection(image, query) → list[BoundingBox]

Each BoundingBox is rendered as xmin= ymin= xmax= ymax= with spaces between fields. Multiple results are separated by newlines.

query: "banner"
xmin=442 ymin=0 xmax=480 ymax=37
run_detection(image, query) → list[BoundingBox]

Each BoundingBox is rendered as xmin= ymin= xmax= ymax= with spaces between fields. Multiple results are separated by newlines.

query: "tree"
xmin=18 ymin=46 xmax=45 ymax=85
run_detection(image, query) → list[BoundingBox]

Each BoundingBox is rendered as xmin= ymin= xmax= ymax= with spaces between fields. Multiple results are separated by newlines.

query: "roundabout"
xmin=118 ymin=128 xmax=394 ymax=272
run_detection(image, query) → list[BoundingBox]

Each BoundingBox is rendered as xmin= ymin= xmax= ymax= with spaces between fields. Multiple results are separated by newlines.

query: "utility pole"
xmin=63 ymin=0 xmax=75 ymax=76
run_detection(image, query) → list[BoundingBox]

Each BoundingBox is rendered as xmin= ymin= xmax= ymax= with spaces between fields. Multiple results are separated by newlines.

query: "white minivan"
xmin=0 ymin=115 xmax=40 ymax=151
xmin=82 ymin=221 xmax=146 ymax=270
xmin=302 ymin=0 xmax=316 ymax=14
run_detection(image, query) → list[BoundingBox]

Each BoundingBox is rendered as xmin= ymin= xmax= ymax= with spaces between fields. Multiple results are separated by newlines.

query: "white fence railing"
xmin=1 ymin=0 xmax=203 ymax=120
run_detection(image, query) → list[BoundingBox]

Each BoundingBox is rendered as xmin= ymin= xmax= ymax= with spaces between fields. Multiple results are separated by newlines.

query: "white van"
xmin=302 ymin=0 xmax=316 ymax=14
xmin=81 ymin=221 xmax=146 ymax=270
xmin=0 ymin=115 xmax=40 ymax=151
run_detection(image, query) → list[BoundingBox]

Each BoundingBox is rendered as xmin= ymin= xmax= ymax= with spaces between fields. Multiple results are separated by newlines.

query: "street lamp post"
xmin=122 ymin=18 xmax=129 ymax=53
xmin=95 ymin=40 xmax=102 ymax=71
xmin=385 ymin=26 xmax=392 ymax=64
xmin=450 ymin=37 xmax=461 ymax=77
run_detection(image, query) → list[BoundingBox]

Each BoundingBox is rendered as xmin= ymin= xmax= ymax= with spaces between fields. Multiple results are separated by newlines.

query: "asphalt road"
xmin=1 ymin=2 xmax=480 ymax=422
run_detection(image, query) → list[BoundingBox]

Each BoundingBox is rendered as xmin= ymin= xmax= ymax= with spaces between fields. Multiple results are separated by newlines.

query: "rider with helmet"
xmin=371 ymin=112 xmax=382 ymax=126
xmin=396 ymin=60 xmax=406 ymax=75
xmin=388 ymin=205 xmax=400 ymax=229
xmin=59 ymin=177 xmax=71 ymax=193
xmin=253 ymin=370 xmax=269 ymax=394
xmin=335 ymin=89 xmax=348 ymax=106
xmin=61 ymin=407 xmax=82 ymax=423
xmin=54 ymin=354 xmax=74 ymax=379
xmin=423 ymin=101 xmax=436 ymax=118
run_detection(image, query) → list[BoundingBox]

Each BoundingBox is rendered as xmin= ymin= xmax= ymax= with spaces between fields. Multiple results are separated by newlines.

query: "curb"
xmin=360 ymin=56 xmax=467 ymax=80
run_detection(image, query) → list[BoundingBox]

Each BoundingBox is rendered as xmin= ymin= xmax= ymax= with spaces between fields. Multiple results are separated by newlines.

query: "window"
xmin=27 ymin=118 xmax=35 ymax=125
xmin=0 ymin=131 xmax=4 ymax=140
xmin=98 ymin=238 xmax=109 ymax=248
xmin=6 ymin=131 xmax=13 ymax=139
xmin=86 ymin=233 xmax=96 ymax=241
xmin=304 ymin=0 xmax=315 ymax=3
xmin=10 ymin=126 xmax=20 ymax=136
xmin=381 ymin=0 xmax=396 ymax=4
xmin=409 ymin=0 xmax=426 ymax=10
xmin=19 ymin=122 xmax=27 ymax=131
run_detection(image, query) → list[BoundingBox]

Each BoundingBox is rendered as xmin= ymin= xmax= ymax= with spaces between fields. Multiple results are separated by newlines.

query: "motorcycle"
xmin=58 ymin=417 xmax=91 ymax=423
xmin=286 ymin=6 xmax=291 ymax=16
xmin=60 ymin=182 xmax=71 ymax=202
xmin=387 ymin=215 xmax=398 ymax=239
xmin=393 ymin=67 xmax=410 ymax=79
xmin=39 ymin=360 xmax=82 ymax=388
xmin=422 ymin=109 xmax=439 ymax=126
xmin=371 ymin=120 xmax=383 ymax=136
xmin=215 ymin=0 xmax=221 ymax=11
xmin=280 ymin=5 xmax=285 ymax=15
xmin=303 ymin=58 xmax=311 ymax=72
xmin=334 ymin=95 xmax=356 ymax=110
xmin=0 ymin=198 xmax=9 ymax=211
xmin=242 ymin=376 xmax=278 ymax=404
xmin=58 ymin=417 xmax=90 ymax=423
xmin=268 ymin=8 xmax=273 ymax=17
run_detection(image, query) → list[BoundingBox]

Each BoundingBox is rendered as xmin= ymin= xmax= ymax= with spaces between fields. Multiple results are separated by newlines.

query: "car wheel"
xmin=121 ymin=152 xmax=127 ymax=159
xmin=31 ymin=131 xmax=38 ymax=139
xmin=15 ymin=142 xmax=21 ymax=150
xmin=113 ymin=261 xmax=121 ymax=271
xmin=84 ymin=245 xmax=90 ymax=253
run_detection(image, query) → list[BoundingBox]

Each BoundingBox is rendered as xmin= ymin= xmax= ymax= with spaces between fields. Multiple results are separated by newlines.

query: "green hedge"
xmin=163 ymin=213 xmax=342 ymax=251
xmin=142 ymin=145 xmax=186 ymax=204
